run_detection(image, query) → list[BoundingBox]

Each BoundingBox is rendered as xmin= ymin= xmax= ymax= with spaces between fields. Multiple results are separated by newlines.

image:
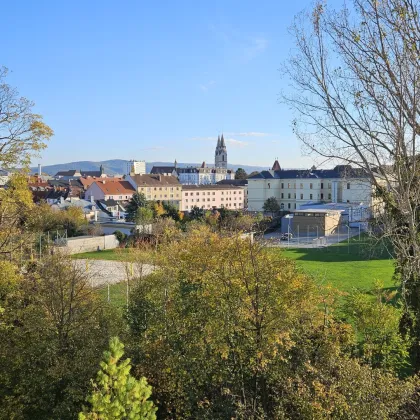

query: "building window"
xmin=185 ymin=205 xmax=188 ymax=209
xmin=288 ymin=193 xmax=291 ymax=199
xmin=347 ymin=183 xmax=351 ymax=189
xmin=268 ymin=183 xmax=271 ymax=189
xmin=186 ymin=199 xmax=188 ymax=203
xmin=328 ymin=193 xmax=332 ymax=199
xmin=287 ymin=183 xmax=291 ymax=188
xmin=300 ymin=193 xmax=303 ymax=199
xmin=310 ymin=183 xmax=313 ymax=189
xmin=281 ymin=183 xmax=284 ymax=189
xmin=294 ymin=193 xmax=296 ymax=199
xmin=300 ymin=183 xmax=303 ymax=189
xmin=321 ymin=182 xmax=324 ymax=189
xmin=320 ymin=193 xmax=324 ymax=199
xmin=185 ymin=192 xmax=188 ymax=196
xmin=294 ymin=203 xmax=296 ymax=209
xmin=328 ymin=183 xmax=331 ymax=189
xmin=288 ymin=203 xmax=291 ymax=209
xmin=196 ymin=192 xmax=199 ymax=195
xmin=310 ymin=194 xmax=313 ymax=200
xmin=281 ymin=193 xmax=284 ymax=199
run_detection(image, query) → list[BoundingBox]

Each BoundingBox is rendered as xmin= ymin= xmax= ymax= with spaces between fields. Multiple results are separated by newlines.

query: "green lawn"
xmin=83 ymin=235 xmax=396 ymax=306
xmin=272 ymin=235 xmax=395 ymax=293
xmin=72 ymin=248 xmax=134 ymax=261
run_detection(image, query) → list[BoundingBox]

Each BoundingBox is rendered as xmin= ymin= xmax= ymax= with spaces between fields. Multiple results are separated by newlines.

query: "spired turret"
xmin=215 ymin=134 xmax=228 ymax=169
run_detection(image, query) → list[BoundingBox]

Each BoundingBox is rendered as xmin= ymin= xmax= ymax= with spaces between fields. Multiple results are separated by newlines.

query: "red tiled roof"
xmin=92 ymin=180 xmax=135 ymax=195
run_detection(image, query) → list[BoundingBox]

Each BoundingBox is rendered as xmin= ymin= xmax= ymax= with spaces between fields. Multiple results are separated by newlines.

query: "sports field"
xmin=275 ymin=235 xmax=395 ymax=293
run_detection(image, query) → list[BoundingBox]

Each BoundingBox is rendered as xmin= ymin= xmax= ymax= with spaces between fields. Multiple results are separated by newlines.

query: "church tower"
xmin=215 ymin=134 xmax=228 ymax=169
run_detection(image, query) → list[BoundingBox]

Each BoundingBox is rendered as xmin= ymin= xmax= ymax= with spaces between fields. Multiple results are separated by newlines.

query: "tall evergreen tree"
xmin=79 ymin=337 xmax=156 ymax=420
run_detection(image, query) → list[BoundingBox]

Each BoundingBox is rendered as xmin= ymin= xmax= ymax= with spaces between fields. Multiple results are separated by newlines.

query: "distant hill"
xmin=32 ymin=160 xmax=268 ymax=176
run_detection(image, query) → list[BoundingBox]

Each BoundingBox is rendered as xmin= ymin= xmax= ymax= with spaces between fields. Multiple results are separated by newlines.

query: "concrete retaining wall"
xmin=57 ymin=235 xmax=119 ymax=254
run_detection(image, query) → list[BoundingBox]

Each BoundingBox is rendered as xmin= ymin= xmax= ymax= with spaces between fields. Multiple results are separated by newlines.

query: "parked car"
xmin=280 ymin=233 xmax=293 ymax=241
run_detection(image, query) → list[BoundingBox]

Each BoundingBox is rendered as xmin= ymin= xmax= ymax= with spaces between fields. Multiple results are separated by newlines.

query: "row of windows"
xmin=185 ymin=196 xmax=240 ymax=203
xmin=278 ymin=182 xmax=349 ymax=189
xmin=146 ymin=194 xmax=180 ymax=199
xmin=280 ymin=193 xmax=332 ymax=200
xmin=140 ymin=186 xmax=180 ymax=192
xmin=184 ymin=202 xmax=240 ymax=210
xmin=184 ymin=190 xmax=241 ymax=196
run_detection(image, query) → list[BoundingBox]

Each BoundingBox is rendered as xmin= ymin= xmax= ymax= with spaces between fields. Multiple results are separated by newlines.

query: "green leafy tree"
xmin=126 ymin=193 xmax=147 ymax=222
xmin=263 ymin=196 xmax=280 ymax=216
xmin=345 ymin=283 xmax=410 ymax=372
xmin=188 ymin=205 xmax=205 ymax=221
xmin=0 ymin=67 xmax=53 ymax=168
xmin=248 ymin=171 xmax=260 ymax=178
xmin=0 ymin=254 xmax=122 ymax=419
xmin=79 ymin=337 xmax=156 ymax=420
xmin=127 ymin=225 xmax=415 ymax=418
xmin=234 ymin=167 xmax=248 ymax=180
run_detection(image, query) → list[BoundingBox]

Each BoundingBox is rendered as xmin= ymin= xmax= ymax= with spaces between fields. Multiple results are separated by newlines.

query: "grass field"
xmin=72 ymin=248 xmax=134 ymax=261
xmin=273 ymin=235 xmax=395 ymax=293
xmin=79 ymin=235 xmax=396 ymax=306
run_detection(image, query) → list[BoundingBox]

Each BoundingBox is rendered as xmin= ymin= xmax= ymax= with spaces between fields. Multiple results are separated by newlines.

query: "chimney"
xmin=38 ymin=163 xmax=42 ymax=177
xmin=158 ymin=175 xmax=161 ymax=182
xmin=90 ymin=195 xmax=94 ymax=203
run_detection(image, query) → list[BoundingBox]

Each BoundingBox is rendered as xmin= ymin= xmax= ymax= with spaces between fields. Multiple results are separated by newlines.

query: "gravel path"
xmin=74 ymin=259 xmax=155 ymax=287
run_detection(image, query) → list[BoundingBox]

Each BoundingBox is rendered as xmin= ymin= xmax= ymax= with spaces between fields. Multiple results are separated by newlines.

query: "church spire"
xmin=220 ymin=133 xmax=226 ymax=148
xmin=217 ymin=135 xmax=221 ymax=148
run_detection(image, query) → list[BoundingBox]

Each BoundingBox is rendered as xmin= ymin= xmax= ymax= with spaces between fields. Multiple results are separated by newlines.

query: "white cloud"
xmin=226 ymin=132 xmax=270 ymax=137
xmin=199 ymin=80 xmax=216 ymax=92
xmin=191 ymin=136 xmax=215 ymax=142
xmin=209 ymin=24 xmax=268 ymax=62
xmin=243 ymin=37 xmax=268 ymax=60
xmin=139 ymin=146 xmax=165 ymax=151
xmin=225 ymin=138 xmax=249 ymax=148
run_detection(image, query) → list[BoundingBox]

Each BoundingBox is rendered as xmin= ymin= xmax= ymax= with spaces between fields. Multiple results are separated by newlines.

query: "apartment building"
xmin=85 ymin=179 xmax=136 ymax=202
xmin=181 ymin=184 xmax=245 ymax=212
xmin=126 ymin=174 xmax=182 ymax=207
xmin=248 ymin=160 xmax=374 ymax=212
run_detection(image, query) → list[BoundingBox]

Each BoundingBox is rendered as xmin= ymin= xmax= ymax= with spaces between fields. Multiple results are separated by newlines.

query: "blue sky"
xmin=2 ymin=0 xmax=329 ymax=168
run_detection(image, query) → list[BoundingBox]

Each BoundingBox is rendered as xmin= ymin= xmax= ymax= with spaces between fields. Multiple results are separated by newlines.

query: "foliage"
xmin=135 ymin=206 xmax=154 ymax=226
xmin=126 ymin=226 xmax=414 ymax=418
xmin=126 ymin=193 xmax=147 ymax=222
xmin=0 ymin=254 xmax=123 ymax=419
xmin=79 ymin=337 xmax=156 ymax=420
xmin=113 ymin=230 xmax=127 ymax=244
xmin=27 ymin=201 xmax=87 ymax=237
xmin=262 ymin=196 xmax=280 ymax=215
xmin=0 ymin=67 xmax=53 ymax=168
xmin=188 ymin=205 xmax=205 ymax=220
xmin=234 ymin=167 xmax=248 ymax=180
xmin=162 ymin=201 xmax=181 ymax=222
xmin=0 ymin=174 xmax=34 ymax=257
xmin=283 ymin=0 xmax=420 ymax=367
xmin=345 ymin=282 xmax=410 ymax=372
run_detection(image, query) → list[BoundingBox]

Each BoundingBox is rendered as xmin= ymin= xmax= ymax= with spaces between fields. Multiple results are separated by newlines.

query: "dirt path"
xmin=74 ymin=259 xmax=155 ymax=287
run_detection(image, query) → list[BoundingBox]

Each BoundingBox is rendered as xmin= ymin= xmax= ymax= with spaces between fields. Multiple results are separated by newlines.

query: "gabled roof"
xmin=91 ymin=180 xmax=136 ymax=196
xmin=217 ymin=179 xmax=248 ymax=186
xmin=249 ymin=165 xmax=369 ymax=180
xmin=129 ymin=174 xmax=181 ymax=187
xmin=150 ymin=166 xmax=176 ymax=175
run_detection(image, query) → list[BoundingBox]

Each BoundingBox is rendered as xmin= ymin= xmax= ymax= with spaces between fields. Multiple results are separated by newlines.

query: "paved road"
xmin=74 ymin=259 xmax=155 ymax=287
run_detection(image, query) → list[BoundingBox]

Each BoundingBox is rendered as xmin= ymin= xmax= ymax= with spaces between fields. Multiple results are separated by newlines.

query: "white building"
xmin=85 ymin=179 xmax=136 ymax=202
xmin=248 ymin=160 xmax=375 ymax=213
xmin=150 ymin=135 xmax=233 ymax=185
xmin=128 ymin=160 xmax=146 ymax=176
